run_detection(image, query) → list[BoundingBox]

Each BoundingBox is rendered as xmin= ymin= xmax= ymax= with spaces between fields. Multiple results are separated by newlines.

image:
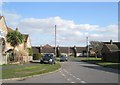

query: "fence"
xmin=1 ymin=55 xmax=32 ymax=65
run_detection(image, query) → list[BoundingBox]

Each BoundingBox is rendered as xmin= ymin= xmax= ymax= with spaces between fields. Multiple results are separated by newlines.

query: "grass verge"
xmin=2 ymin=62 xmax=61 ymax=79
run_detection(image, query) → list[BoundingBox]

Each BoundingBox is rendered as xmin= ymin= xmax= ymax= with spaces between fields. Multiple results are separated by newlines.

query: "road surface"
xmin=2 ymin=58 xmax=119 ymax=83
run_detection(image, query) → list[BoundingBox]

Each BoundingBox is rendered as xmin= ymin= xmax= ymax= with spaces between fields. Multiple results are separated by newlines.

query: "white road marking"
xmin=72 ymin=75 xmax=76 ymax=78
xmin=76 ymin=78 xmax=81 ymax=80
xmin=69 ymin=73 xmax=72 ymax=76
xmin=71 ymin=81 xmax=75 ymax=83
xmin=61 ymin=69 xmax=86 ymax=83
xmin=81 ymin=81 xmax=86 ymax=83
xmin=63 ymin=69 xmax=70 ymax=74
xmin=67 ymin=78 xmax=71 ymax=81
xmin=62 ymin=74 xmax=66 ymax=77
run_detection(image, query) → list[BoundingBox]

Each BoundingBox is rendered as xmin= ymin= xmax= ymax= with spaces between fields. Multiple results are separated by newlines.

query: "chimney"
xmin=16 ymin=28 xmax=19 ymax=31
xmin=110 ymin=40 xmax=113 ymax=45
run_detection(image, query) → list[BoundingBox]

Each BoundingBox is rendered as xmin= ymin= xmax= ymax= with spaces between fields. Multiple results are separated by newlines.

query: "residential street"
xmin=3 ymin=58 xmax=119 ymax=83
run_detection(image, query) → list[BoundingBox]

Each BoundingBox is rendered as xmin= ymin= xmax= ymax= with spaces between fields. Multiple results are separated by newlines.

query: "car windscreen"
xmin=43 ymin=54 xmax=53 ymax=59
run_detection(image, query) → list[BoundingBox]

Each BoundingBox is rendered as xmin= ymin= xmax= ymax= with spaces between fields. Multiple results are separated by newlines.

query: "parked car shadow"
xmin=30 ymin=61 xmax=40 ymax=64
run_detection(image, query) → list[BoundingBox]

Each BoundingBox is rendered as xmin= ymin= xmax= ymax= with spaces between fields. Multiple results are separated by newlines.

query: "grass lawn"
xmin=2 ymin=62 xmax=61 ymax=79
xmin=79 ymin=57 xmax=120 ymax=70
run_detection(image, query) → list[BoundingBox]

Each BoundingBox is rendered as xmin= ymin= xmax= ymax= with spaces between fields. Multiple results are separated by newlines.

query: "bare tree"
xmin=90 ymin=41 xmax=104 ymax=58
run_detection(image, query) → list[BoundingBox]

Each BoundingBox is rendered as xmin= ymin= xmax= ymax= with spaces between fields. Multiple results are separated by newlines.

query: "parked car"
xmin=60 ymin=55 xmax=68 ymax=62
xmin=40 ymin=54 xmax=56 ymax=64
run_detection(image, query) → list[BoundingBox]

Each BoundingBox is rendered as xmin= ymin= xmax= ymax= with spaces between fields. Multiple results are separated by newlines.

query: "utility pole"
xmin=55 ymin=25 xmax=57 ymax=56
xmin=86 ymin=37 xmax=89 ymax=60
xmin=68 ymin=47 xmax=70 ymax=56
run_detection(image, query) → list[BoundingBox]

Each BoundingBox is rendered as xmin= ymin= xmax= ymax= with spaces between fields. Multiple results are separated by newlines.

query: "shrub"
xmin=33 ymin=53 xmax=43 ymax=60
xmin=28 ymin=48 xmax=33 ymax=56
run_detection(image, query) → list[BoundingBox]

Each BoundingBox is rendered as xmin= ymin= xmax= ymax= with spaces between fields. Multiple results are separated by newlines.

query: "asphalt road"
xmin=2 ymin=58 xmax=119 ymax=83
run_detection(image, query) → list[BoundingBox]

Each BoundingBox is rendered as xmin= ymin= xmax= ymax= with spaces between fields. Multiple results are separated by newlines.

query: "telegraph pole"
xmin=55 ymin=25 xmax=57 ymax=56
xmin=86 ymin=37 xmax=89 ymax=60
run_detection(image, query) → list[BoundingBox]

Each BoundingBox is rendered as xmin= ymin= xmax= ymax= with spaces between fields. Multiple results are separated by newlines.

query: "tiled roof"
xmin=32 ymin=46 xmax=87 ymax=54
xmin=58 ymin=47 xmax=69 ymax=53
xmin=43 ymin=44 xmax=52 ymax=48
xmin=23 ymin=34 xmax=29 ymax=42
xmin=32 ymin=47 xmax=40 ymax=53
xmin=0 ymin=16 xmax=3 ymax=20
xmin=103 ymin=42 xmax=120 ymax=49
xmin=76 ymin=47 xmax=86 ymax=53
xmin=42 ymin=47 xmax=54 ymax=53
xmin=7 ymin=27 xmax=14 ymax=32
xmin=105 ymin=44 xmax=119 ymax=52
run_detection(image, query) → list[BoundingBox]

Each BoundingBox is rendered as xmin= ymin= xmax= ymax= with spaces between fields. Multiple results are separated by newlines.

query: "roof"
xmin=76 ymin=47 xmax=86 ymax=53
xmin=59 ymin=47 xmax=69 ymax=53
xmin=105 ymin=44 xmax=119 ymax=52
xmin=43 ymin=44 xmax=52 ymax=48
xmin=103 ymin=41 xmax=120 ymax=49
xmin=32 ymin=47 xmax=40 ymax=53
xmin=7 ymin=27 xmax=14 ymax=32
xmin=32 ymin=46 xmax=87 ymax=54
xmin=0 ymin=16 xmax=3 ymax=20
xmin=42 ymin=47 xmax=54 ymax=53
xmin=23 ymin=34 xmax=29 ymax=42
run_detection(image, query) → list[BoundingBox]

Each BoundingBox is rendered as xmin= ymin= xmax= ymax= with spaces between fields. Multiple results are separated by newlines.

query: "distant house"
xmin=32 ymin=44 xmax=86 ymax=57
xmin=101 ymin=40 xmax=120 ymax=62
xmin=41 ymin=44 xmax=55 ymax=54
xmin=76 ymin=47 xmax=86 ymax=56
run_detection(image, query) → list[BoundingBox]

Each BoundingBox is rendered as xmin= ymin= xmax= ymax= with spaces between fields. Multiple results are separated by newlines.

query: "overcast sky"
xmin=1 ymin=2 xmax=118 ymax=46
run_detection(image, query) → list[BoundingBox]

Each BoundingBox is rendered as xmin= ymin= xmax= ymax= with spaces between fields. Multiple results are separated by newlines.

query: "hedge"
xmin=33 ymin=53 xmax=43 ymax=60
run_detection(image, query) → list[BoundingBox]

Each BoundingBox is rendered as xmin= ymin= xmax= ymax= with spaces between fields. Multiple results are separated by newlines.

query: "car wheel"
xmin=40 ymin=60 xmax=43 ymax=64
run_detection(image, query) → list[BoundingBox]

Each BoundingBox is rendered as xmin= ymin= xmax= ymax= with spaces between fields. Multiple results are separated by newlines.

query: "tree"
xmin=56 ymin=47 xmax=61 ymax=57
xmin=6 ymin=30 xmax=24 ymax=60
xmin=73 ymin=46 xmax=77 ymax=57
xmin=90 ymin=41 xmax=104 ymax=57
xmin=27 ymin=48 xmax=33 ymax=56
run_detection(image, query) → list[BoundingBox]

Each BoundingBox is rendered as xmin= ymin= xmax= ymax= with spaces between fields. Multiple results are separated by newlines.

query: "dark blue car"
xmin=40 ymin=54 xmax=56 ymax=64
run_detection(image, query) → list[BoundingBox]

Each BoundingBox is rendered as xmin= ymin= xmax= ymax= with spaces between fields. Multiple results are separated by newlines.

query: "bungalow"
xmin=76 ymin=47 xmax=86 ymax=56
xmin=101 ymin=40 xmax=120 ymax=62
xmin=32 ymin=44 xmax=87 ymax=57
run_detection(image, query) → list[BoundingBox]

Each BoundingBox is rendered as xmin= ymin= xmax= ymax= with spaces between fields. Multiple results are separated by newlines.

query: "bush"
xmin=28 ymin=48 xmax=33 ymax=56
xmin=33 ymin=53 xmax=43 ymax=60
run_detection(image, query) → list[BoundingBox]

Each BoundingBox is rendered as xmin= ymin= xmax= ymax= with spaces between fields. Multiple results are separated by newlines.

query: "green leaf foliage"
xmin=6 ymin=31 xmax=24 ymax=48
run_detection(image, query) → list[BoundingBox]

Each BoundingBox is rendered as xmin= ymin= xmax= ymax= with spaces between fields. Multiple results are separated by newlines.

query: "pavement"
xmin=2 ymin=57 xmax=119 ymax=83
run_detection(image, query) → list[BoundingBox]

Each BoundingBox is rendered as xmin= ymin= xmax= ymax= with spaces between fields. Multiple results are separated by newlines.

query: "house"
xmin=32 ymin=44 xmax=55 ymax=55
xmin=101 ymin=40 xmax=120 ymax=62
xmin=0 ymin=37 xmax=6 ymax=64
xmin=76 ymin=47 xmax=86 ymax=56
xmin=41 ymin=44 xmax=55 ymax=54
xmin=32 ymin=44 xmax=87 ymax=57
xmin=103 ymin=40 xmax=120 ymax=49
xmin=0 ymin=16 xmax=32 ymax=64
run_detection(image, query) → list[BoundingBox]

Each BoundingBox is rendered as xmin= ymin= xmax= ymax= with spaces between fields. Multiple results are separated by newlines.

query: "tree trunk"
xmin=13 ymin=47 xmax=16 ymax=62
